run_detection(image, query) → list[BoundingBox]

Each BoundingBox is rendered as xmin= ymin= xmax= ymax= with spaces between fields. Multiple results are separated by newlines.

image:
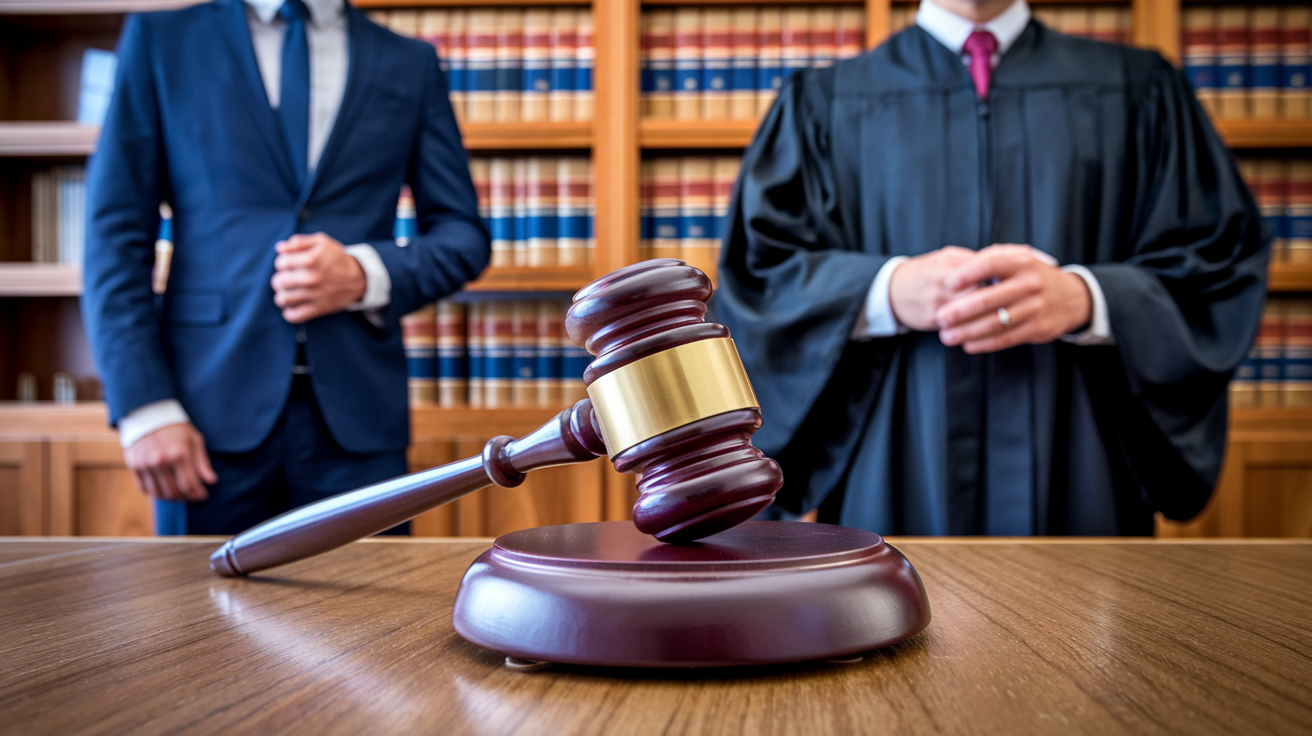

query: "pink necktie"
xmin=963 ymin=30 xmax=999 ymax=98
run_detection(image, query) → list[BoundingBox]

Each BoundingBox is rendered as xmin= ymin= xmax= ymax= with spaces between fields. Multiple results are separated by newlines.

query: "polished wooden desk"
xmin=1 ymin=537 xmax=1308 ymax=735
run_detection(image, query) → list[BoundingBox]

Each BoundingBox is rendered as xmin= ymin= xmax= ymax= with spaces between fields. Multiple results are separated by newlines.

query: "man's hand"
xmin=888 ymin=246 xmax=978 ymax=331
xmin=123 ymin=423 xmax=217 ymax=502
xmin=935 ymin=244 xmax=1092 ymax=354
xmin=271 ymin=233 xmax=367 ymax=323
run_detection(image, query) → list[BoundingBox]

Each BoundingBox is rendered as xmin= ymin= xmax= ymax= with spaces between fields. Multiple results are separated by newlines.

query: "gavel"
xmin=209 ymin=260 xmax=784 ymax=576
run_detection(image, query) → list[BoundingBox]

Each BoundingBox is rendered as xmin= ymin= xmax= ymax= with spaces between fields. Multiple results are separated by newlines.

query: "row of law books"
xmin=370 ymin=8 xmax=594 ymax=123
xmin=401 ymin=299 xmax=590 ymax=409
xmin=1233 ymin=298 xmax=1312 ymax=408
xmin=392 ymin=157 xmax=595 ymax=268
xmin=31 ymin=166 xmax=86 ymax=266
xmin=1183 ymin=6 xmax=1311 ymax=120
xmin=639 ymin=155 xmax=742 ymax=283
xmin=1239 ymin=157 xmax=1312 ymax=263
xmin=639 ymin=6 xmax=865 ymax=121
xmin=888 ymin=6 xmax=1131 ymax=43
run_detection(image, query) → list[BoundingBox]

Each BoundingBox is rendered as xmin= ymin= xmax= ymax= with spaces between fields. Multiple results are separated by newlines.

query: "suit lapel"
xmin=212 ymin=0 xmax=300 ymax=195
xmin=299 ymin=5 xmax=377 ymax=207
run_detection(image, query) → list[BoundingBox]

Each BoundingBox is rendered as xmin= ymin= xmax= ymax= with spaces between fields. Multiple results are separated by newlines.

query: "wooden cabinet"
xmin=48 ymin=439 xmax=149 ymax=536
xmin=0 ymin=440 xmax=44 ymax=535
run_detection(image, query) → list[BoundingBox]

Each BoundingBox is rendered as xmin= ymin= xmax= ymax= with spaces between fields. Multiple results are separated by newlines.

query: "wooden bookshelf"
xmin=0 ymin=123 xmax=98 ymax=157
xmin=640 ymin=119 xmax=758 ymax=149
xmin=0 ymin=264 xmax=81 ymax=296
xmin=0 ymin=0 xmax=196 ymax=12
xmin=463 ymin=264 xmax=593 ymax=292
xmin=1216 ymin=120 xmax=1312 ymax=150
xmin=1269 ymin=262 xmax=1312 ymax=293
xmin=461 ymin=121 xmax=593 ymax=151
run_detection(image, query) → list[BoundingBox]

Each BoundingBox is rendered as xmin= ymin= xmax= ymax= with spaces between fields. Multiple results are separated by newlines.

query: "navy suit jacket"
xmin=83 ymin=0 xmax=489 ymax=455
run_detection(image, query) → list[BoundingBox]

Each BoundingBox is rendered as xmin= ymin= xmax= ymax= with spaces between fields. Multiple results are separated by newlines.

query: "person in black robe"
xmin=714 ymin=0 xmax=1270 ymax=535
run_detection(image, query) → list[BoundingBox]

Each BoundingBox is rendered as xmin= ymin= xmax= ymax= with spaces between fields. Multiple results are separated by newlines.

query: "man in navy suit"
xmin=82 ymin=0 xmax=489 ymax=534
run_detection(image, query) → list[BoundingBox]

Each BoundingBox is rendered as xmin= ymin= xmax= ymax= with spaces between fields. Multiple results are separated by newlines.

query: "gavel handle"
xmin=209 ymin=399 xmax=607 ymax=577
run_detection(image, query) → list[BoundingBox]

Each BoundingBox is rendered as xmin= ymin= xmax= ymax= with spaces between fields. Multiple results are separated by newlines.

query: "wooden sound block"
xmin=452 ymin=521 xmax=931 ymax=668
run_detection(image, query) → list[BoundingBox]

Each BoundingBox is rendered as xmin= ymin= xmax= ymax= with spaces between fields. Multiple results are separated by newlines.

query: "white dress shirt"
xmin=119 ymin=0 xmax=394 ymax=447
xmin=850 ymin=0 xmax=1114 ymax=347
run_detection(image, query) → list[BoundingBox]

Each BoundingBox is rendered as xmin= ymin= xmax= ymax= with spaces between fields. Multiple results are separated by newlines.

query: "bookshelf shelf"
xmin=0 ymin=123 xmax=98 ymax=157
xmin=0 ymin=264 xmax=82 ymax=297
xmin=0 ymin=0 xmax=195 ymax=13
xmin=1216 ymin=120 xmax=1312 ymax=150
xmin=358 ymin=0 xmax=588 ymax=6
xmin=461 ymin=122 xmax=593 ymax=151
xmin=1269 ymin=262 xmax=1312 ymax=293
xmin=0 ymin=402 xmax=111 ymax=439
xmin=464 ymin=264 xmax=593 ymax=292
xmin=640 ymin=119 xmax=757 ymax=149
xmin=1229 ymin=407 xmax=1312 ymax=441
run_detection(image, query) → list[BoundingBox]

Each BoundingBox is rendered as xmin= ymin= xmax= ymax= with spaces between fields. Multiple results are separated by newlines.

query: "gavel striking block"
xmin=210 ymin=259 xmax=783 ymax=576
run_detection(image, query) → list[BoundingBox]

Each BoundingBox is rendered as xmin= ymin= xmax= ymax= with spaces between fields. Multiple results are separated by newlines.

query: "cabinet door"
xmin=0 ymin=441 xmax=45 ymax=535
xmin=49 ymin=440 xmax=153 ymax=536
xmin=1158 ymin=439 xmax=1312 ymax=538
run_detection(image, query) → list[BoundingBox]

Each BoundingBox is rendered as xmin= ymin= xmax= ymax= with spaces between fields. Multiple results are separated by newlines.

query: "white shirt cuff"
xmin=1060 ymin=264 xmax=1115 ymax=346
xmin=851 ymin=256 xmax=911 ymax=340
xmin=343 ymin=243 xmax=392 ymax=311
xmin=118 ymin=399 xmax=191 ymax=448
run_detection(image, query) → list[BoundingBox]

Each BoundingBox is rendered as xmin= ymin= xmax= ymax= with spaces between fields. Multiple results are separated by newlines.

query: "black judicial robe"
xmin=715 ymin=21 xmax=1270 ymax=536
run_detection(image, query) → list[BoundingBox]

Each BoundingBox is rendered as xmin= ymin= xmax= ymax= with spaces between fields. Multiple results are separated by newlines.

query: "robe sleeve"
xmin=1083 ymin=51 xmax=1271 ymax=521
xmin=714 ymin=68 xmax=894 ymax=456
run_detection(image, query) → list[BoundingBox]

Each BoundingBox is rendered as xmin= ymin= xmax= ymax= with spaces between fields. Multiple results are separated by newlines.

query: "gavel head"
xmin=566 ymin=259 xmax=784 ymax=543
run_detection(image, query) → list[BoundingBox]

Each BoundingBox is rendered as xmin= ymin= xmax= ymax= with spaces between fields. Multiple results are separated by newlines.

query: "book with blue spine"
xmin=1289 ymin=161 xmax=1312 ymax=263
xmin=488 ymin=157 xmax=514 ymax=267
xmin=1257 ymin=300 xmax=1285 ymax=407
xmin=781 ymin=7 xmax=811 ymax=81
xmin=652 ymin=158 xmax=682 ymax=260
xmin=512 ymin=158 xmax=530 ymax=266
xmin=394 ymin=184 xmax=417 ymax=247
xmin=756 ymin=7 xmax=784 ymax=116
xmin=674 ymin=8 xmax=703 ymax=121
xmin=467 ymin=301 xmax=484 ymax=408
xmin=810 ymin=7 xmax=837 ymax=68
xmin=648 ymin=9 xmax=675 ymax=119
xmin=512 ymin=300 xmax=539 ymax=408
xmin=550 ymin=8 xmax=578 ymax=122
xmin=1281 ymin=6 xmax=1311 ymax=119
xmin=679 ymin=156 xmax=717 ymax=280
xmin=466 ymin=10 xmax=498 ymax=122
xmin=484 ymin=301 xmax=516 ymax=408
xmin=445 ymin=10 xmax=468 ymax=119
xmin=526 ymin=157 xmax=559 ymax=267
xmin=729 ymin=8 xmax=758 ymax=121
xmin=575 ymin=9 xmax=595 ymax=121
xmin=523 ymin=9 xmax=552 ymax=122
xmin=1182 ymin=8 xmax=1219 ymax=116
xmin=561 ymin=325 xmax=591 ymax=404
xmin=702 ymin=8 xmax=731 ymax=120
xmin=1217 ymin=6 xmax=1251 ymax=119
xmin=558 ymin=157 xmax=592 ymax=265
xmin=639 ymin=160 xmax=655 ymax=261
xmin=401 ymin=303 xmax=438 ymax=406
xmin=436 ymin=299 xmax=468 ymax=408
xmin=1251 ymin=6 xmax=1281 ymax=119
xmin=1286 ymin=299 xmax=1312 ymax=406
xmin=537 ymin=300 xmax=563 ymax=407
xmin=495 ymin=10 xmax=524 ymax=122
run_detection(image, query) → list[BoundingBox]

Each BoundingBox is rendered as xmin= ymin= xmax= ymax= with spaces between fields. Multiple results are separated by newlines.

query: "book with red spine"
xmin=810 ymin=6 xmax=838 ymax=68
xmin=1182 ymin=7 xmax=1219 ymax=116
xmin=512 ymin=158 xmax=529 ymax=267
xmin=445 ymin=11 xmax=468 ymax=120
xmin=488 ymin=157 xmax=514 ymax=268
xmin=1281 ymin=6 xmax=1311 ymax=120
xmin=1257 ymin=159 xmax=1289 ymax=261
xmin=549 ymin=8 xmax=578 ymax=122
xmin=466 ymin=10 xmax=498 ymax=123
xmin=526 ymin=156 xmax=559 ymax=267
xmin=756 ymin=7 xmax=784 ymax=116
xmin=1251 ymin=6 xmax=1281 ymax=119
xmin=536 ymin=300 xmax=563 ymax=407
xmin=494 ymin=10 xmax=524 ymax=123
xmin=575 ymin=9 xmax=595 ymax=121
xmin=701 ymin=8 xmax=732 ymax=120
xmin=483 ymin=300 xmax=515 ymax=408
xmin=674 ymin=8 xmax=704 ymax=121
xmin=710 ymin=155 xmax=740 ymax=284
xmin=837 ymin=6 xmax=865 ymax=59
xmin=522 ymin=9 xmax=552 ymax=122
xmin=1285 ymin=298 xmax=1312 ymax=407
xmin=781 ymin=7 xmax=811 ymax=81
xmin=512 ymin=300 xmax=539 ymax=408
xmin=1289 ymin=160 xmax=1312 ymax=263
xmin=729 ymin=8 xmax=758 ymax=120
xmin=558 ymin=157 xmax=591 ymax=266
xmin=436 ymin=299 xmax=468 ymax=408
xmin=1257 ymin=299 xmax=1285 ymax=408
xmin=652 ymin=158 xmax=682 ymax=260
xmin=639 ymin=160 xmax=655 ymax=261
xmin=401 ymin=303 xmax=437 ymax=406
xmin=646 ymin=9 xmax=675 ymax=119
xmin=1217 ymin=6 xmax=1251 ymax=120
xmin=467 ymin=301 xmax=485 ymax=408
xmin=679 ymin=156 xmax=716 ymax=280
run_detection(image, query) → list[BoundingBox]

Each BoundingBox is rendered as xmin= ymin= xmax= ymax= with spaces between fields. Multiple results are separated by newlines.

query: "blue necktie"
xmin=279 ymin=0 xmax=310 ymax=187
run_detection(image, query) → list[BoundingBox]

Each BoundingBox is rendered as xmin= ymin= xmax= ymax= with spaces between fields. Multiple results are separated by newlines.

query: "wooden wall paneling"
xmin=1240 ymin=442 xmax=1312 ymax=537
xmin=481 ymin=459 xmax=605 ymax=537
xmin=407 ymin=438 xmax=458 ymax=537
xmin=0 ymin=440 xmax=45 ymax=535
xmin=603 ymin=465 xmax=635 ymax=522
xmin=1132 ymin=0 xmax=1178 ymax=64
xmin=865 ymin=0 xmax=891 ymax=49
xmin=452 ymin=438 xmax=487 ymax=536
xmin=592 ymin=0 xmax=640 ymax=275
xmin=49 ymin=439 xmax=150 ymax=536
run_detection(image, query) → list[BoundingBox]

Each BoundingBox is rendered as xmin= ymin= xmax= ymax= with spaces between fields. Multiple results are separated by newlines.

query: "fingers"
xmin=151 ymin=465 xmax=183 ymax=502
xmin=281 ymin=303 xmax=322 ymax=324
xmin=275 ymin=233 xmax=325 ymax=254
xmin=273 ymin=250 xmax=317 ymax=273
xmin=271 ymin=268 xmax=321 ymax=293
xmin=194 ymin=435 xmax=219 ymax=486
xmin=961 ymin=316 xmax=1046 ymax=354
xmin=274 ymin=287 xmax=317 ymax=310
xmin=942 ymin=245 xmax=1034 ymax=292
xmin=939 ymin=295 xmax=1042 ymax=348
xmin=935 ymin=274 xmax=1040 ymax=329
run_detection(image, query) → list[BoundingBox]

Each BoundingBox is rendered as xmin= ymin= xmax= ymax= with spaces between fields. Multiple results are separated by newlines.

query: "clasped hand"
xmin=889 ymin=244 xmax=1092 ymax=354
xmin=271 ymin=233 xmax=367 ymax=324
